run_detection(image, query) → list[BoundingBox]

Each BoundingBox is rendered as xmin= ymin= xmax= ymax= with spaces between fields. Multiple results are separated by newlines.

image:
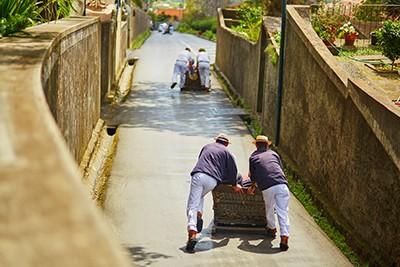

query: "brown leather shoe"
xmin=186 ymin=230 xmax=197 ymax=253
xmin=280 ymin=236 xmax=289 ymax=251
xmin=266 ymin=227 xmax=277 ymax=238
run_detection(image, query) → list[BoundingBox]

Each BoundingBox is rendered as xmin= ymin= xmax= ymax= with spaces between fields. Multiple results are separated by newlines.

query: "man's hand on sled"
xmin=247 ymin=183 xmax=257 ymax=195
xmin=232 ymin=184 xmax=244 ymax=194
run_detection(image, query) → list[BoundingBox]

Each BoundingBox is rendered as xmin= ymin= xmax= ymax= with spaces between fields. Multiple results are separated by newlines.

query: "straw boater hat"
xmin=215 ymin=133 xmax=231 ymax=144
xmin=253 ymin=135 xmax=272 ymax=145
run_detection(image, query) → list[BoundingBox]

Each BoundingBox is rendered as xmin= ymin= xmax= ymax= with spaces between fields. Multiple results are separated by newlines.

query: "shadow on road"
xmin=102 ymin=81 xmax=248 ymax=139
xmin=177 ymin=223 xmax=283 ymax=255
xmin=126 ymin=246 xmax=172 ymax=266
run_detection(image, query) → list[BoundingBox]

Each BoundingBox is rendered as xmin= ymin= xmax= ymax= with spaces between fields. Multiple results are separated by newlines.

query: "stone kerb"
xmin=215 ymin=8 xmax=261 ymax=113
xmin=0 ymin=17 xmax=132 ymax=267
xmin=282 ymin=6 xmax=400 ymax=266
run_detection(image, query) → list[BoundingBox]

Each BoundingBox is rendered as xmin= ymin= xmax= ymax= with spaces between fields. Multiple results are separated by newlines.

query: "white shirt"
xmin=197 ymin=51 xmax=210 ymax=63
xmin=177 ymin=50 xmax=193 ymax=63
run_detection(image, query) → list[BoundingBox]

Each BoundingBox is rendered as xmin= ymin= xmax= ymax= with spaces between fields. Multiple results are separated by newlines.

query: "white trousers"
xmin=172 ymin=61 xmax=188 ymax=88
xmin=186 ymin=172 xmax=217 ymax=232
xmin=198 ymin=62 xmax=210 ymax=88
xmin=262 ymin=184 xmax=290 ymax=236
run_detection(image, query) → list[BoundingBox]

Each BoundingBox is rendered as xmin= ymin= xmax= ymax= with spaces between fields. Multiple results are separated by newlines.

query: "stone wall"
xmin=261 ymin=17 xmax=280 ymax=140
xmin=215 ymin=8 xmax=261 ymax=113
xmin=42 ymin=18 xmax=100 ymax=163
xmin=129 ymin=7 xmax=150 ymax=44
xmin=119 ymin=21 xmax=128 ymax=76
xmin=100 ymin=19 xmax=116 ymax=99
xmin=0 ymin=17 xmax=131 ymax=266
xmin=215 ymin=5 xmax=400 ymax=266
xmin=281 ymin=6 xmax=400 ymax=266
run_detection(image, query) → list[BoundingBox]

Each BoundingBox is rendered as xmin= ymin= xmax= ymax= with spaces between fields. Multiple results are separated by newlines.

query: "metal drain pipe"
xmin=275 ymin=0 xmax=287 ymax=146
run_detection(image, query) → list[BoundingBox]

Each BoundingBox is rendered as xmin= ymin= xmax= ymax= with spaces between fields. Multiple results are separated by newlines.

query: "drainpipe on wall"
xmin=83 ymin=0 xmax=86 ymax=16
xmin=115 ymin=0 xmax=122 ymax=75
xmin=275 ymin=0 xmax=287 ymax=146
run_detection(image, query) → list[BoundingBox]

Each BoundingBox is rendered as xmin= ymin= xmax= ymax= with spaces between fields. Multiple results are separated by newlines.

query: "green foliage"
xmin=153 ymin=12 xmax=170 ymax=22
xmin=132 ymin=0 xmax=143 ymax=8
xmin=231 ymin=2 xmax=262 ymax=42
xmin=354 ymin=0 xmax=385 ymax=22
xmin=337 ymin=47 xmax=382 ymax=57
xmin=273 ymin=31 xmax=281 ymax=45
xmin=265 ymin=43 xmax=278 ymax=65
xmin=311 ymin=7 xmax=347 ymax=42
xmin=202 ymin=29 xmax=216 ymax=41
xmin=0 ymin=0 xmax=39 ymax=37
xmin=130 ymin=30 xmax=151 ymax=49
xmin=375 ymin=20 xmax=400 ymax=69
xmin=39 ymin=0 xmax=75 ymax=21
xmin=177 ymin=17 xmax=217 ymax=41
xmin=190 ymin=17 xmax=217 ymax=33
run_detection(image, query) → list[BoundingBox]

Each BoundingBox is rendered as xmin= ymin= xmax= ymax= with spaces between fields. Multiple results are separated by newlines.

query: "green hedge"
xmin=176 ymin=17 xmax=217 ymax=41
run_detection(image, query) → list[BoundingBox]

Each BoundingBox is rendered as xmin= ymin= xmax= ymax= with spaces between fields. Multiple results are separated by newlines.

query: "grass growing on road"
xmin=213 ymin=66 xmax=365 ymax=267
xmin=130 ymin=30 xmax=151 ymax=50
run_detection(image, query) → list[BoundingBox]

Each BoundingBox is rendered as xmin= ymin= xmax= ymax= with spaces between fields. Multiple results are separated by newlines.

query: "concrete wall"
xmin=280 ymin=6 xmax=400 ymax=266
xmin=129 ymin=7 xmax=150 ymax=44
xmin=216 ymin=5 xmax=400 ymax=265
xmin=42 ymin=18 xmax=100 ymax=163
xmin=261 ymin=17 xmax=280 ymax=140
xmin=118 ymin=21 xmax=128 ymax=77
xmin=0 ymin=17 xmax=131 ymax=266
xmin=100 ymin=19 xmax=115 ymax=99
xmin=215 ymin=8 xmax=261 ymax=113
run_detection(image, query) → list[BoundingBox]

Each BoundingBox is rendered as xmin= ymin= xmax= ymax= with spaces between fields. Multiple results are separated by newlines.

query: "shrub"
xmin=311 ymin=7 xmax=347 ymax=43
xmin=202 ymin=30 xmax=216 ymax=41
xmin=375 ymin=20 xmax=400 ymax=70
xmin=190 ymin=17 xmax=217 ymax=33
xmin=231 ymin=2 xmax=262 ymax=42
xmin=39 ymin=0 xmax=75 ymax=21
xmin=0 ymin=0 xmax=39 ymax=37
xmin=177 ymin=17 xmax=217 ymax=41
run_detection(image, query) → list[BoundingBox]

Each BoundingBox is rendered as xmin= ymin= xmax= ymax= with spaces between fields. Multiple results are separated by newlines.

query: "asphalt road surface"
xmin=103 ymin=31 xmax=352 ymax=267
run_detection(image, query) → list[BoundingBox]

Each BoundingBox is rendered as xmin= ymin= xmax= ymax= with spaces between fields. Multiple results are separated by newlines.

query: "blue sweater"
xmin=249 ymin=148 xmax=288 ymax=191
xmin=191 ymin=142 xmax=239 ymax=185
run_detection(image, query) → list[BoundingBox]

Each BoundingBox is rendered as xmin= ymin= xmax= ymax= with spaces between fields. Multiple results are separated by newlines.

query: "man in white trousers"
xmin=196 ymin=48 xmax=211 ymax=91
xmin=186 ymin=133 xmax=243 ymax=253
xmin=248 ymin=135 xmax=290 ymax=251
xmin=171 ymin=48 xmax=193 ymax=90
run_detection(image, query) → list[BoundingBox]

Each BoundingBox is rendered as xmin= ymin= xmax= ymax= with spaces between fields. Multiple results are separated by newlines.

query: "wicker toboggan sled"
xmin=212 ymin=184 xmax=267 ymax=233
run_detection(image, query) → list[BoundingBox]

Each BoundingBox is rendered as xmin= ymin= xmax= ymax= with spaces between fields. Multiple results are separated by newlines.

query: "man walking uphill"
xmin=186 ymin=133 xmax=243 ymax=253
xmin=248 ymin=135 xmax=290 ymax=251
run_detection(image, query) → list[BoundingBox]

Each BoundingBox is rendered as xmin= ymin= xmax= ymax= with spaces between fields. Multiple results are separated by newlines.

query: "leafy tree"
xmin=375 ymin=20 xmax=400 ymax=70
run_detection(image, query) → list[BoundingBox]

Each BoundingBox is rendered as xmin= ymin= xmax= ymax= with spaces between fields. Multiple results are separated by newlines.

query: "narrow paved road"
xmin=103 ymin=32 xmax=351 ymax=267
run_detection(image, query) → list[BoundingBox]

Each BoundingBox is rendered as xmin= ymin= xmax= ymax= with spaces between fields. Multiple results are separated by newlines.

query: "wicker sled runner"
xmin=212 ymin=184 xmax=267 ymax=232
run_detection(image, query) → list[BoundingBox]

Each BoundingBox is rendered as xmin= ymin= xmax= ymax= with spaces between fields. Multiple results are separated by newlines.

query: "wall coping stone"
xmin=218 ymin=8 xmax=259 ymax=46
xmin=0 ymin=17 xmax=131 ymax=266
xmin=287 ymin=5 xmax=348 ymax=97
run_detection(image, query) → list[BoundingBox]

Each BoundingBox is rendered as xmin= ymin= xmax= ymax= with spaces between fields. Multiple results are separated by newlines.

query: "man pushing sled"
xmin=171 ymin=48 xmax=211 ymax=91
